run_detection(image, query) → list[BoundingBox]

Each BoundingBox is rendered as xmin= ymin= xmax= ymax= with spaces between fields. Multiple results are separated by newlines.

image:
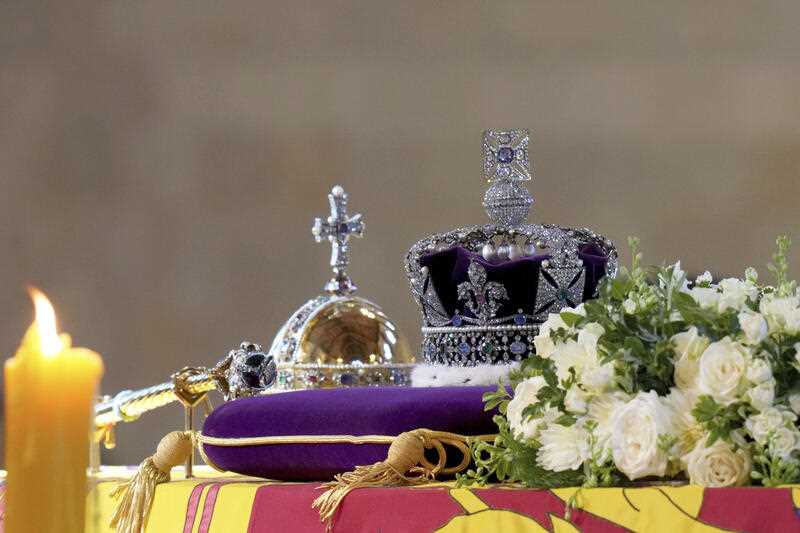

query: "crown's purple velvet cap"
xmin=420 ymin=244 xmax=608 ymax=319
xmin=202 ymin=386 xmax=499 ymax=481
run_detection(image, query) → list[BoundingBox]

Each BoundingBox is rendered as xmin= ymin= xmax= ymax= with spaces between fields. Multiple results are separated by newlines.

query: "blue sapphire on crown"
xmin=497 ymin=146 xmax=515 ymax=164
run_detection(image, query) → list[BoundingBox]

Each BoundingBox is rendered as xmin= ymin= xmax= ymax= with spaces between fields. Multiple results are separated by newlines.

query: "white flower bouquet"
xmin=462 ymin=236 xmax=800 ymax=488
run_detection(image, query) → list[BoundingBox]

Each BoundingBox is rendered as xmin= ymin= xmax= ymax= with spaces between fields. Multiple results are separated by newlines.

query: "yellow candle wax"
xmin=4 ymin=289 xmax=104 ymax=533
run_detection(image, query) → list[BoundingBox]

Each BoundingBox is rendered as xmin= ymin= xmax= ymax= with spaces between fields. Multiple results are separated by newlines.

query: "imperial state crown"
xmin=268 ymin=185 xmax=415 ymax=390
xmin=405 ymin=130 xmax=617 ymax=384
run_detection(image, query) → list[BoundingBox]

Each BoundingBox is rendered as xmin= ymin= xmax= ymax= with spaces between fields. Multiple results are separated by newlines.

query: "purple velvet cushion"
xmin=201 ymin=386 xmax=498 ymax=481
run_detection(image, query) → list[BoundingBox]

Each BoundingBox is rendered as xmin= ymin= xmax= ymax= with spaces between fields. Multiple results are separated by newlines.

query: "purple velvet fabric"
xmin=420 ymin=244 xmax=608 ymax=319
xmin=202 ymin=386 xmax=498 ymax=481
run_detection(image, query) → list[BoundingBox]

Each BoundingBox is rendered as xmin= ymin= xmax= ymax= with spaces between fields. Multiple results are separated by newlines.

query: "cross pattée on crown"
xmin=311 ymin=185 xmax=365 ymax=295
xmin=482 ymin=129 xmax=532 ymax=183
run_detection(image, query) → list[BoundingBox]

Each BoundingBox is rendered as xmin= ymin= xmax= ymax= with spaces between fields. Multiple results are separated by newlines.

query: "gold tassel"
xmin=312 ymin=429 xmax=479 ymax=530
xmin=110 ymin=431 xmax=194 ymax=533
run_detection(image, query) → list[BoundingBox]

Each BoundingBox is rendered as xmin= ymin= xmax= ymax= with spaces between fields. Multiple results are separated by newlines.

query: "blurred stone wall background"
xmin=1 ymin=1 xmax=799 ymax=464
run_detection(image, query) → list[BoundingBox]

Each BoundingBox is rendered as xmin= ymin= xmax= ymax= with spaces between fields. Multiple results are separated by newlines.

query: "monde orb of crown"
xmin=268 ymin=185 xmax=415 ymax=390
xmin=405 ymin=129 xmax=618 ymax=370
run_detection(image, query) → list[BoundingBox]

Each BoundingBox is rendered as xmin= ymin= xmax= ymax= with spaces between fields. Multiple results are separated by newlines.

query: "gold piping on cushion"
xmin=197 ymin=433 xmax=396 ymax=446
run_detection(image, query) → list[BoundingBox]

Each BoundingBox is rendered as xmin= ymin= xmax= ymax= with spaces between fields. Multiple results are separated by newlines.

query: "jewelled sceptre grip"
xmin=94 ymin=341 xmax=277 ymax=429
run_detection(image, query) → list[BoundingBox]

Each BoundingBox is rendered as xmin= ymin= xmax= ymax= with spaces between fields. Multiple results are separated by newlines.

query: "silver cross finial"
xmin=481 ymin=129 xmax=534 ymax=227
xmin=311 ymin=185 xmax=365 ymax=295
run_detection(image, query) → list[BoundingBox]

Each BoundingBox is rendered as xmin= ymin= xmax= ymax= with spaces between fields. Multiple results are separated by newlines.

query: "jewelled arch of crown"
xmin=404 ymin=129 xmax=618 ymax=367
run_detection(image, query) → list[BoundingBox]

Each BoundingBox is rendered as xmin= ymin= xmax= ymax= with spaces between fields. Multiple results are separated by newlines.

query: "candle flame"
xmin=28 ymin=287 xmax=63 ymax=356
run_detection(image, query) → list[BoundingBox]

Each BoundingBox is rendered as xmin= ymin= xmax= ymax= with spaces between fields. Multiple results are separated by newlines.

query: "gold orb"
xmin=297 ymin=298 xmax=412 ymax=366
xmin=268 ymin=295 xmax=415 ymax=390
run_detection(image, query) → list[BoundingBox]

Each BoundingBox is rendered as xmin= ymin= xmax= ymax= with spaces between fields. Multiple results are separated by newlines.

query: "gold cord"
xmin=110 ymin=431 xmax=194 ymax=533
xmin=312 ymin=429 xmax=495 ymax=530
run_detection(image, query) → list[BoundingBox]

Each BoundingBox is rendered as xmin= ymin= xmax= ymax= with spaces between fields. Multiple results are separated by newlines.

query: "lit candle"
xmin=4 ymin=288 xmax=104 ymax=532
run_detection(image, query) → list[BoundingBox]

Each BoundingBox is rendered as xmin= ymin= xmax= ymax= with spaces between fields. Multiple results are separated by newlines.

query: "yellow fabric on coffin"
xmin=36 ymin=469 xmax=796 ymax=533
xmin=552 ymin=485 xmax=722 ymax=533
xmin=436 ymin=488 xmax=564 ymax=533
xmin=85 ymin=468 xmax=262 ymax=533
xmin=206 ymin=482 xmax=262 ymax=532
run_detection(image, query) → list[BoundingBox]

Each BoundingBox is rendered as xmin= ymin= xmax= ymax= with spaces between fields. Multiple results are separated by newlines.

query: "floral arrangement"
xmin=463 ymin=236 xmax=800 ymax=488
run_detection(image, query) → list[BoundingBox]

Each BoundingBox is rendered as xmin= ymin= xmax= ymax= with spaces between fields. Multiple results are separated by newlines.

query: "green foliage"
xmin=768 ymin=235 xmax=796 ymax=297
xmin=586 ymin=260 xmax=690 ymax=395
xmin=672 ymin=292 xmax=740 ymax=341
xmin=750 ymin=441 xmax=800 ymax=486
xmin=457 ymin=415 xmax=584 ymax=488
xmin=482 ymin=383 xmax=510 ymax=414
xmin=582 ymin=420 xmax=622 ymax=488
xmin=657 ymin=433 xmax=679 ymax=455
xmin=691 ymin=395 xmax=745 ymax=446
xmin=759 ymin=336 xmax=800 ymax=399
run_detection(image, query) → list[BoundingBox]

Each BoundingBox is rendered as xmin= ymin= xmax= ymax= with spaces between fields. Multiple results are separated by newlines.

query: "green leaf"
xmin=560 ymin=311 xmax=583 ymax=328
xmin=554 ymin=414 xmax=577 ymax=426
xmin=692 ymin=395 xmax=744 ymax=444
xmin=610 ymin=278 xmax=632 ymax=300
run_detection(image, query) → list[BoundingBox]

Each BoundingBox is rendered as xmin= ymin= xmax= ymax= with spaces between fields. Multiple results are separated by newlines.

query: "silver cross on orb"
xmin=311 ymin=185 xmax=365 ymax=295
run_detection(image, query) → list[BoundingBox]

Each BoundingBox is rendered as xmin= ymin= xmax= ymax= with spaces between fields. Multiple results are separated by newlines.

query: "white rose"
xmin=578 ymin=323 xmax=613 ymax=392
xmin=507 ymin=376 xmax=546 ymax=439
xmin=506 ymin=377 xmax=562 ymax=441
xmin=671 ymin=327 xmax=709 ymax=392
xmin=794 ymin=343 xmax=800 ymax=367
xmin=746 ymin=380 xmax=775 ymax=411
xmin=696 ymin=337 xmax=749 ymax=406
xmin=578 ymin=323 xmax=605 ymax=351
xmin=769 ymin=427 xmax=800 ymax=460
xmin=536 ymin=423 xmax=591 ymax=472
xmin=533 ymin=313 xmax=569 ymax=358
xmin=745 ymin=407 xmax=796 ymax=445
xmin=760 ymin=295 xmax=800 ymax=334
xmin=745 ymin=358 xmax=772 ymax=384
xmin=587 ymin=392 xmax=629 ymax=448
xmin=610 ymin=391 xmax=675 ymax=480
xmin=683 ymin=439 xmax=751 ymax=487
xmin=674 ymin=356 xmax=700 ymax=393
xmin=551 ymin=334 xmax=614 ymax=394
xmin=623 ymin=298 xmax=637 ymax=314
xmin=789 ymin=393 xmax=800 ymax=415
xmin=738 ymin=311 xmax=768 ymax=345
xmin=688 ymin=287 xmax=721 ymax=310
xmin=581 ymin=364 xmax=615 ymax=393
xmin=718 ymin=278 xmax=759 ymax=312
xmin=672 ymin=327 xmax=710 ymax=360
xmin=551 ymin=339 xmax=590 ymax=383
xmin=533 ymin=334 xmax=556 ymax=359
xmin=544 ymin=312 xmax=569 ymax=331
xmin=564 ymin=385 xmax=589 ymax=414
